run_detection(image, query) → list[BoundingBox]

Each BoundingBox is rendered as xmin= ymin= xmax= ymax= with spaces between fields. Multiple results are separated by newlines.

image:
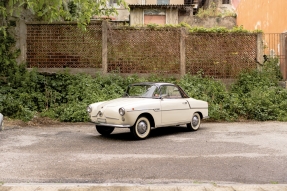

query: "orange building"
xmin=234 ymin=0 xmax=287 ymax=80
xmin=235 ymin=0 xmax=287 ymax=33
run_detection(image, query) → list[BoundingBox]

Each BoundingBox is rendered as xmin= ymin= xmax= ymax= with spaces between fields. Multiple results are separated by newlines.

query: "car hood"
xmin=98 ymin=97 xmax=154 ymax=108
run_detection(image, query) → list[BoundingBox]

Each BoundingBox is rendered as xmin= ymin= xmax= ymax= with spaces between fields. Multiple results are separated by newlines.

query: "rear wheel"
xmin=187 ymin=113 xmax=201 ymax=131
xmin=131 ymin=117 xmax=151 ymax=140
xmin=96 ymin=126 xmax=115 ymax=136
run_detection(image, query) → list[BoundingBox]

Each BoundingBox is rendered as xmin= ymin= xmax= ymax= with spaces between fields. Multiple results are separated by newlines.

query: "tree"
xmin=0 ymin=0 xmax=126 ymax=77
xmin=1 ymin=0 xmax=126 ymax=29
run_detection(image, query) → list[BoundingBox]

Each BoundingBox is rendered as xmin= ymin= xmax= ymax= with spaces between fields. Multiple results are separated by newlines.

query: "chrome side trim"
xmin=156 ymin=122 xmax=190 ymax=128
xmin=106 ymin=117 xmax=119 ymax=120
xmin=126 ymin=109 xmax=155 ymax=112
xmin=90 ymin=122 xmax=131 ymax=128
xmin=161 ymin=108 xmax=190 ymax=112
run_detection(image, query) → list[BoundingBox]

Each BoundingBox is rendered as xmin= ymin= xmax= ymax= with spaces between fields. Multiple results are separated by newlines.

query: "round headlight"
xmin=87 ymin=106 xmax=92 ymax=113
xmin=119 ymin=107 xmax=125 ymax=116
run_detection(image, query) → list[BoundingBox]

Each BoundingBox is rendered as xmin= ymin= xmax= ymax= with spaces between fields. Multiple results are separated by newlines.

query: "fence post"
xmin=102 ymin=20 xmax=108 ymax=74
xmin=256 ymin=33 xmax=264 ymax=70
xmin=17 ymin=19 xmax=27 ymax=64
xmin=180 ymin=28 xmax=186 ymax=77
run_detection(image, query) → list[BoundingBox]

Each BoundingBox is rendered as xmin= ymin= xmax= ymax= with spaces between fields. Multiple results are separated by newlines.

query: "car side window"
xmin=160 ymin=85 xmax=182 ymax=99
xmin=153 ymin=87 xmax=160 ymax=98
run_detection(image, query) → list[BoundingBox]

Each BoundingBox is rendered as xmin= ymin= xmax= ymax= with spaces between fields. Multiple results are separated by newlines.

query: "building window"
xmin=144 ymin=9 xmax=166 ymax=15
xmin=157 ymin=0 xmax=170 ymax=5
xmin=222 ymin=0 xmax=230 ymax=4
xmin=109 ymin=0 xmax=120 ymax=7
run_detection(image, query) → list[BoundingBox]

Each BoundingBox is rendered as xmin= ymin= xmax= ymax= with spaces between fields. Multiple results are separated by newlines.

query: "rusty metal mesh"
xmin=107 ymin=26 xmax=181 ymax=74
xmin=186 ymin=33 xmax=258 ymax=78
xmin=26 ymin=23 xmax=259 ymax=78
xmin=26 ymin=23 xmax=102 ymax=68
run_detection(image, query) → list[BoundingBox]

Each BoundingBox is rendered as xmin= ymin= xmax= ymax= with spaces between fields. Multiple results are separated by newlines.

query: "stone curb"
xmin=1 ymin=183 xmax=287 ymax=191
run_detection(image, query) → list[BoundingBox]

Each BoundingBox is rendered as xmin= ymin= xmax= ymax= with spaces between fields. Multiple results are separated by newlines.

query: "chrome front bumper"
xmin=90 ymin=122 xmax=131 ymax=128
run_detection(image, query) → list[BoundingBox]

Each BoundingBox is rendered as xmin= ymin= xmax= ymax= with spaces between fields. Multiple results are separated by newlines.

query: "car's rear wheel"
xmin=96 ymin=126 xmax=115 ymax=136
xmin=187 ymin=113 xmax=201 ymax=131
xmin=131 ymin=117 xmax=151 ymax=140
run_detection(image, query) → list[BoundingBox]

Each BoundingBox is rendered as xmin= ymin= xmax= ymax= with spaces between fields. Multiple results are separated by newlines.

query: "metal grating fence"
xmin=107 ymin=26 xmax=181 ymax=74
xmin=262 ymin=33 xmax=285 ymax=62
xmin=26 ymin=22 xmax=261 ymax=78
xmin=27 ymin=23 xmax=102 ymax=68
xmin=186 ymin=33 xmax=258 ymax=78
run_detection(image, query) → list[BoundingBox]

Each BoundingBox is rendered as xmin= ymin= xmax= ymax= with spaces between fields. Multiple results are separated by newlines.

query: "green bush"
xmin=230 ymin=58 xmax=287 ymax=121
xmin=1 ymin=51 xmax=287 ymax=122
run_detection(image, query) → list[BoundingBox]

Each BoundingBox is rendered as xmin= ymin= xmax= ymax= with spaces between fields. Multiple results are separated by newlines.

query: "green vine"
xmin=187 ymin=25 xmax=263 ymax=34
xmin=196 ymin=2 xmax=237 ymax=18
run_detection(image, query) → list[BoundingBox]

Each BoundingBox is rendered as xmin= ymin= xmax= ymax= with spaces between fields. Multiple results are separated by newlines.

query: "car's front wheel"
xmin=187 ymin=113 xmax=201 ymax=131
xmin=131 ymin=117 xmax=151 ymax=140
xmin=96 ymin=126 xmax=115 ymax=136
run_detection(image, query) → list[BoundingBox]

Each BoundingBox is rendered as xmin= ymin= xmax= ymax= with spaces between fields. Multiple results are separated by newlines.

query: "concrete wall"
xmin=130 ymin=8 xmax=179 ymax=25
xmin=145 ymin=0 xmax=157 ymax=4
xmin=130 ymin=9 xmax=143 ymax=25
xmin=170 ymin=0 xmax=184 ymax=5
xmin=113 ymin=9 xmax=130 ymax=21
xmin=236 ymin=0 xmax=287 ymax=33
xmin=166 ymin=9 xmax=178 ymax=24
xmin=180 ymin=16 xmax=236 ymax=29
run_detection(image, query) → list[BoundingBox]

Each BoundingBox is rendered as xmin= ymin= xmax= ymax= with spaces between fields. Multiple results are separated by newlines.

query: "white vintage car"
xmin=87 ymin=82 xmax=208 ymax=139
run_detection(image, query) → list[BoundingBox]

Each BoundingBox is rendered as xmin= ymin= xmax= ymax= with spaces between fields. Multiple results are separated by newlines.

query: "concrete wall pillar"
xmin=17 ymin=19 xmax=27 ymax=64
xmin=180 ymin=28 xmax=186 ymax=76
xmin=102 ymin=20 xmax=108 ymax=74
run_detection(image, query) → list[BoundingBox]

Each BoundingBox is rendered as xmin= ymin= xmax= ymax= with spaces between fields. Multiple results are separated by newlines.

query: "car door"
xmin=160 ymin=85 xmax=191 ymax=125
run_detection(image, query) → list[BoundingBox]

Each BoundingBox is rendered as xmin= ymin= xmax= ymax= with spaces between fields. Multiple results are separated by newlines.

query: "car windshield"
xmin=125 ymin=84 xmax=159 ymax=98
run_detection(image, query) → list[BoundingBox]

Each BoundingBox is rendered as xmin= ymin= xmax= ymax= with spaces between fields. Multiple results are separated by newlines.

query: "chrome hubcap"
xmin=192 ymin=115 xmax=199 ymax=127
xmin=137 ymin=121 xmax=147 ymax=134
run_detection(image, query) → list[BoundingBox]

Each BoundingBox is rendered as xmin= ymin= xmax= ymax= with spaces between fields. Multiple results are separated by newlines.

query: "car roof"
xmin=131 ymin=82 xmax=175 ymax=87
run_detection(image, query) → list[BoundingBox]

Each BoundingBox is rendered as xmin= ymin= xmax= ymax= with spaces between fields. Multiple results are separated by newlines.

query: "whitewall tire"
xmin=187 ymin=113 xmax=201 ymax=131
xmin=131 ymin=117 xmax=151 ymax=140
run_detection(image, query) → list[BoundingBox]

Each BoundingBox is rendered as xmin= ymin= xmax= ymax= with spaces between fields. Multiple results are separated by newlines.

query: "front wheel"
xmin=96 ymin=126 xmax=115 ymax=136
xmin=131 ymin=117 xmax=151 ymax=140
xmin=187 ymin=113 xmax=201 ymax=131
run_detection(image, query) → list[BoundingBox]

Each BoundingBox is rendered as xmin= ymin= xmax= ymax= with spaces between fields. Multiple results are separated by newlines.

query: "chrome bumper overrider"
xmin=90 ymin=122 xmax=131 ymax=128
